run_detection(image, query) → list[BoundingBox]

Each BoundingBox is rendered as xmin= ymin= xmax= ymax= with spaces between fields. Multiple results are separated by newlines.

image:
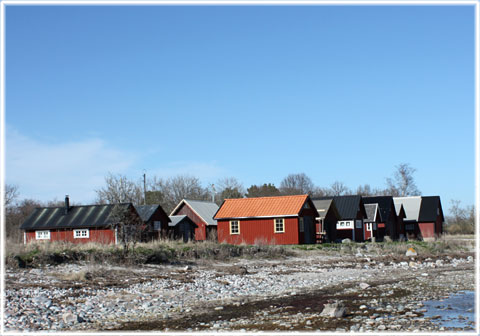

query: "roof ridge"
xmin=225 ymin=194 xmax=308 ymax=201
xmin=33 ymin=203 xmax=131 ymax=210
xmin=184 ymin=199 xmax=217 ymax=203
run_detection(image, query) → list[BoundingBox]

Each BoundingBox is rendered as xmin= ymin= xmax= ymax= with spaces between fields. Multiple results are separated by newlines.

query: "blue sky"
xmin=5 ymin=4 xmax=475 ymax=211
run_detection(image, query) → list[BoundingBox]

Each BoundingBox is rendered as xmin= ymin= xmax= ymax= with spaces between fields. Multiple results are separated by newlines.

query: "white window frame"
xmin=35 ymin=230 xmax=50 ymax=240
xmin=336 ymin=220 xmax=354 ymax=229
xmin=366 ymin=223 xmax=372 ymax=231
xmin=299 ymin=217 xmax=304 ymax=233
xmin=274 ymin=218 xmax=285 ymax=233
xmin=73 ymin=229 xmax=89 ymax=239
xmin=153 ymin=221 xmax=162 ymax=231
xmin=229 ymin=220 xmax=240 ymax=235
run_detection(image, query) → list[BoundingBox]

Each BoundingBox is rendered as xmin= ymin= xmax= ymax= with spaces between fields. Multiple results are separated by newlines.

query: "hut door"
xmin=181 ymin=222 xmax=191 ymax=243
xmin=304 ymin=216 xmax=315 ymax=244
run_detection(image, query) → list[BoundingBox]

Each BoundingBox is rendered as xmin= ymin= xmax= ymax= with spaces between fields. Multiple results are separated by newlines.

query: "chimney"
xmin=65 ymin=195 xmax=70 ymax=215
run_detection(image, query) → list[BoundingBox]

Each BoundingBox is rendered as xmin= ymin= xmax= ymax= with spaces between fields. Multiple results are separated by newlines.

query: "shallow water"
xmin=420 ymin=291 xmax=475 ymax=330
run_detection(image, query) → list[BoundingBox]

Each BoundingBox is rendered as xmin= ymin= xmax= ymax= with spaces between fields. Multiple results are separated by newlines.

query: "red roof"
xmin=214 ymin=195 xmax=309 ymax=219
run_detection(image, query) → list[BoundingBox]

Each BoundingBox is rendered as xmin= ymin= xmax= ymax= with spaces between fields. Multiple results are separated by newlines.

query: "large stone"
xmin=32 ymin=296 xmax=52 ymax=308
xmin=342 ymin=238 xmax=352 ymax=244
xmin=359 ymin=282 xmax=370 ymax=290
xmin=62 ymin=312 xmax=77 ymax=324
xmin=320 ymin=301 xmax=346 ymax=318
xmin=405 ymin=248 xmax=417 ymax=256
xmin=228 ymin=266 xmax=248 ymax=275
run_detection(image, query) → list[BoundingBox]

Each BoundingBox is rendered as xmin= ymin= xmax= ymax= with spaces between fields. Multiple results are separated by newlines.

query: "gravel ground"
xmin=3 ymin=250 xmax=475 ymax=332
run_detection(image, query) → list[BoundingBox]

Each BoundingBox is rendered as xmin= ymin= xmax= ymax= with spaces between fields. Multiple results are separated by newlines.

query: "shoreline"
xmin=4 ymin=248 xmax=475 ymax=332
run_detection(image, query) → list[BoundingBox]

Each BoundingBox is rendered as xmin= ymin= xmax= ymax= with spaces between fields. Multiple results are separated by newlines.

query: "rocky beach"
xmin=3 ymin=243 xmax=476 ymax=333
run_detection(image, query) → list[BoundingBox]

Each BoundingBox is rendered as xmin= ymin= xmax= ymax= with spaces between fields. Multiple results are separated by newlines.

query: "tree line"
xmin=95 ymin=163 xmax=422 ymax=211
xmin=4 ymin=163 xmax=474 ymax=243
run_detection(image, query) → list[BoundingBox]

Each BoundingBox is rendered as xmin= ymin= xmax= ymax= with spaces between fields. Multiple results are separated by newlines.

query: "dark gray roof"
xmin=364 ymin=204 xmax=378 ymax=222
xmin=171 ymin=199 xmax=219 ymax=226
xmin=20 ymin=203 xmax=132 ymax=230
xmin=313 ymin=195 xmax=366 ymax=219
xmin=168 ymin=215 xmax=197 ymax=227
xmin=419 ymin=196 xmax=444 ymax=222
xmin=134 ymin=205 xmax=162 ymax=222
xmin=363 ymin=196 xmax=395 ymax=222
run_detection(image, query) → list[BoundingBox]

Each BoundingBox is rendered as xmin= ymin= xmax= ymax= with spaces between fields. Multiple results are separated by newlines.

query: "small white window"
xmin=230 ymin=220 xmax=240 ymax=235
xmin=303 ymin=203 xmax=310 ymax=209
xmin=366 ymin=223 xmax=372 ymax=231
xmin=299 ymin=217 xmax=304 ymax=232
xmin=153 ymin=221 xmax=162 ymax=230
xmin=274 ymin=218 xmax=285 ymax=233
xmin=74 ymin=229 xmax=89 ymax=239
xmin=35 ymin=230 xmax=50 ymax=240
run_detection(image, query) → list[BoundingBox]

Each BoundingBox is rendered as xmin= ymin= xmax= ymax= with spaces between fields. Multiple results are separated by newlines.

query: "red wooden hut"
xmin=394 ymin=196 xmax=444 ymax=240
xmin=170 ymin=199 xmax=219 ymax=241
xmin=214 ymin=195 xmax=319 ymax=245
xmin=314 ymin=196 xmax=367 ymax=242
xmin=363 ymin=203 xmax=380 ymax=241
xmin=363 ymin=196 xmax=399 ymax=241
xmin=20 ymin=196 xmax=141 ymax=245
xmin=134 ymin=204 xmax=171 ymax=241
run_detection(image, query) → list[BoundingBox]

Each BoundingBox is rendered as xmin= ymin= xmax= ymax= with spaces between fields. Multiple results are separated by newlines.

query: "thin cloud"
xmin=5 ymin=126 xmax=136 ymax=203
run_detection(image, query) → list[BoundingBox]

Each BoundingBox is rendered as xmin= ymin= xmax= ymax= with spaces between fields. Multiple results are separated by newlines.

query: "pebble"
xmin=3 ymin=254 xmax=474 ymax=332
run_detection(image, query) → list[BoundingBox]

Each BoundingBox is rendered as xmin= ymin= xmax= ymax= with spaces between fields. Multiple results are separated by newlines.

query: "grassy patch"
xmin=5 ymin=240 xmax=294 ymax=268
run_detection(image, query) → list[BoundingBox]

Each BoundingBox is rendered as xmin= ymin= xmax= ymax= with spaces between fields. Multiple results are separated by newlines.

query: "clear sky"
xmin=4 ymin=4 xmax=475 ymax=211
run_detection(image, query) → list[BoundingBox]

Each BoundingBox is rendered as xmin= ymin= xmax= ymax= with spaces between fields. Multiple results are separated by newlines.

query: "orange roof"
xmin=214 ymin=195 xmax=309 ymax=219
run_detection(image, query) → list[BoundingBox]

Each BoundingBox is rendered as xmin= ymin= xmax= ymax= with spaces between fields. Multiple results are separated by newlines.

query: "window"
xmin=299 ymin=217 xmax=304 ymax=232
xmin=74 ymin=229 xmax=89 ymax=239
xmin=355 ymin=220 xmax=363 ymax=229
xmin=35 ymin=230 xmax=50 ymax=240
xmin=337 ymin=220 xmax=353 ymax=229
xmin=274 ymin=218 xmax=285 ymax=233
xmin=230 ymin=220 xmax=240 ymax=235
xmin=153 ymin=221 xmax=162 ymax=230
xmin=303 ymin=203 xmax=310 ymax=209
xmin=366 ymin=223 xmax=372 ymax=231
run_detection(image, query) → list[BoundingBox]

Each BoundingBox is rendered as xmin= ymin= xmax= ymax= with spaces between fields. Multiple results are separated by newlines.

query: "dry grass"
xmin=5 ymin=238 xmax=293 ymax=268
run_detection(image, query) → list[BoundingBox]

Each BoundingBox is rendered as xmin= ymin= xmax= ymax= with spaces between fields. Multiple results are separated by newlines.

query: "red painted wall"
xmin=173 ymin=204 xmax=207 ymax=241
xmin=364 ymin=223 xmax=372 ymax=240
xmin=418 ymin=222 xmax=435 ymax=239
xmin=25 ymin=228 xmax=116 ymax=244
xmin=217 ymin=217 xmax=300 ymax=245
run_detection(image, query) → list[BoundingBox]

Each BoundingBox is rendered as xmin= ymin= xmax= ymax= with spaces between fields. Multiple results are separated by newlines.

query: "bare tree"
xmin=355 ymin=184 xmax=384 ymax=197
xmin=310 ymin=186 xmax=330 ymax=198
xmin=328 ymin=181 xmax=352 ymax=196
xmin=445 ymin=200 xmax=474 ymax=234
xmin=149 ymin=174 xmax=208 ymax=213
xmin=6 ymin=198 xmax=43 ymax=243
xmin=109 ymin=204 xmax=144 ymax=254
xmin=386 ymin=163 xmax=421 ymax=197
xmin=280 ymin=173 xmax=314 ymax=195
xmin=95 ymin=173 xmax=144 ymax=205
xmin=246 ymin=183 xmax=281 ymax=198
xmin=5 ymin=184 xmax=19 ymax=208
xmin=216 ymin=177 xmax=245 ymax=203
